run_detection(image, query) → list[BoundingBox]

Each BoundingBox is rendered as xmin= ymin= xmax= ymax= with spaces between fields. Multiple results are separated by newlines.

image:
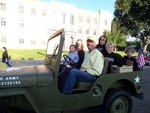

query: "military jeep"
xmin=0 ymin=29 xmax=143 ymax=113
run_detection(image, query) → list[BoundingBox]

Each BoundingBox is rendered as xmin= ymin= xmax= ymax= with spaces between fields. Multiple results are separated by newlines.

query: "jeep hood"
xmin=0 ymin=65 xmax=54 ymax=88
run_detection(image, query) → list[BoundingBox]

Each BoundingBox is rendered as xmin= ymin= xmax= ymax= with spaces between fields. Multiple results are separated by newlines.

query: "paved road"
xmin=8 ymin=60 xmax=150 ymax=113
xmin=9 ymin=60 xmax=44 ymax=67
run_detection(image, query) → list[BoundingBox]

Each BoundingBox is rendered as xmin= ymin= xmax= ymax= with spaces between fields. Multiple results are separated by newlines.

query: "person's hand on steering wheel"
xmin=63 ymin=54 xmax=78 ymax=68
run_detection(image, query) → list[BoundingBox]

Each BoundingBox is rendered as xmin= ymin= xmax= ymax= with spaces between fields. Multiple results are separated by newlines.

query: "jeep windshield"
xmin=46 ymin=36 xmax=60 ymax=56
xmin=44 ymin=29 xmax=65 ymax=72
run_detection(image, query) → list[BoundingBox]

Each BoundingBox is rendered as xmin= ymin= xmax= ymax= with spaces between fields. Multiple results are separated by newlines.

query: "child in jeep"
xmin=61 ymin=44 xmax=79 ymax=65
xmin=103 ymin=42 xmax=123 ymax=73
xmin=122 ymin=46 xmax=139 ymax=71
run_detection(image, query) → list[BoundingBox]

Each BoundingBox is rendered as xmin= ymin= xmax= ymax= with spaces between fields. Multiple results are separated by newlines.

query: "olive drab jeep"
xmin=0 ymin=29 xmax=143 ymax=113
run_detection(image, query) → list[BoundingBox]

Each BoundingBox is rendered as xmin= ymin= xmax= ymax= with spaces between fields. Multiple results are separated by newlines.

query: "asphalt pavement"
xmin=9 ymin=59 xmax=44 ymax=67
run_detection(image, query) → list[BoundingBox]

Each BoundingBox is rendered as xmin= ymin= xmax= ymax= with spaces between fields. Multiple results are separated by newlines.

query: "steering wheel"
xmin=63 ymin=54 xmax=78 ymax=68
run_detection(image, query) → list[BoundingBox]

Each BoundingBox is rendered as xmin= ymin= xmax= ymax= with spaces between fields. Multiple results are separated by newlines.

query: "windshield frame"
xmin=44 ymin=29 xmax=65 ymax=77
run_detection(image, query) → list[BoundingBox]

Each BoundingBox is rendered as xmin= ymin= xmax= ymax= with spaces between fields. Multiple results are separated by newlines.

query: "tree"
xmin=113 ymin=0 xmax=150 ymax=51
xmin=104 ymin=21 xmax=126 ymax=50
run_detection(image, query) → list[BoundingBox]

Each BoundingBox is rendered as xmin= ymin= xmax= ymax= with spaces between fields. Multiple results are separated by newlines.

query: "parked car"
xmin=144 ymin=55 xmax=150 ymax=66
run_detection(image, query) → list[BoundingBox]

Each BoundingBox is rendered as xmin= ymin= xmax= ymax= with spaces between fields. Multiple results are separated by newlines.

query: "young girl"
xmin=59 ymin=44 xmax=79 ymax=92
xmin=122 ymin=46 xmax=138 ymax=71
xmin=61 ymin=44 xmax=79 ymax=66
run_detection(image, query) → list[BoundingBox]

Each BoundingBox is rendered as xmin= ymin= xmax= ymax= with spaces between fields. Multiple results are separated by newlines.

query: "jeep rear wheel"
xmin=103 ymin=89 xmax=132 ymax=113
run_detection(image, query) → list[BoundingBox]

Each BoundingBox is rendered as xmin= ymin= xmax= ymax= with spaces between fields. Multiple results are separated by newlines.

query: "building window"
xmin=31 ymin=40 xmax=35 ymax=44
xmin=0 ymin=2 xmax=6 ymax=11
xmin=19 ymin=6 xmax=24 ymax=13
xmin=19 ymin=20 xmax=24 ymax=28
xmin=86 ymin=17 xmax=90 ymax=23
xmin=19 ymin=38 xmax=24 ymax=44
xmin=0 ymin=17 xmax=6 ymax=26
xmin=31 ymin=8 xmax=36 ymax=15
xmin=104 ymin=20 xmax=108 ymax=26
xmin=78 ymin=16 xmax=82 ymax=22
xmin=78 ymin=27 xmax=82 ymax=34
xmin=70 ymin=14 xmax=74 ymax=25
xmin=62 ymin=13 xmax=65 ymax=24
xmin=42 ymin=10 xmax=46 ymax=16
xmin=0 ymin=33 xmax=6 ymax=43
xmin=86 ymin=28 xmax=90 ymax=34
xmin=94 ymin=18 xmax=97 ymax=24
xmin=93 ymin=29 xmax=96 ymax=35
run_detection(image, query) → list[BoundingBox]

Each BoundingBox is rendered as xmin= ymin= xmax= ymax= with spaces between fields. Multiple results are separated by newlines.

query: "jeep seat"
xmin=73 ymin=58 xmax=109 ymax=91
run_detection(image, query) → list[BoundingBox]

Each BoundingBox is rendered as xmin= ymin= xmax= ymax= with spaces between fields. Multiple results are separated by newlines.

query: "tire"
xmin=103 ymin=89 xmax=132 ymax=113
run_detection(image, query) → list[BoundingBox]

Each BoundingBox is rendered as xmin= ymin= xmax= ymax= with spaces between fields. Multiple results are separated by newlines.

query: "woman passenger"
xmin=95 ymin=36 xmax=107 ymax=55
xmin=75 ymin=39 xmax=85 ymax=68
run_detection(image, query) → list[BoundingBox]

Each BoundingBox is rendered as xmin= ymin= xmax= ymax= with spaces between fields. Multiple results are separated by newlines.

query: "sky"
xmin=40 ymin=0 xmax=116 ymax=15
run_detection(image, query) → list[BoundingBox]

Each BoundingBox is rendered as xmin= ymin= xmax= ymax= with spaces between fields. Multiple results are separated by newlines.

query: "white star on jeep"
xmin=134 ymin=76 xmax=140 ymax=84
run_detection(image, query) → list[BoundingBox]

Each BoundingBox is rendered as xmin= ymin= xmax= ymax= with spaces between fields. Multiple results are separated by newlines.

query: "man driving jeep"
xmin=63 ymin=36 xmax=104 ymax=94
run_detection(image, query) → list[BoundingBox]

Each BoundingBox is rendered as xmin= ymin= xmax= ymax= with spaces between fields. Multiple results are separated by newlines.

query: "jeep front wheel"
xmin=103 ymin=89 xmax=132 ymax=113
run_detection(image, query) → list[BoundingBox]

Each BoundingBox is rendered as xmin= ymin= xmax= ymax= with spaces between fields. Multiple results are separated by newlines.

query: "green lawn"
xmin=0 ymin=62 xmax=8 ymax=68
xmin=0 ymin=49 xmax=138 ymax=69
xmin=1 ymin=49 xmax=138 ymax=60
xmin=6 ymin=49 xmax=46 ymax=60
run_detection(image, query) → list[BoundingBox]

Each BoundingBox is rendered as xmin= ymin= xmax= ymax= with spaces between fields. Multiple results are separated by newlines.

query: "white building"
xmin=0 ymin=0 xmax=112 ymax=49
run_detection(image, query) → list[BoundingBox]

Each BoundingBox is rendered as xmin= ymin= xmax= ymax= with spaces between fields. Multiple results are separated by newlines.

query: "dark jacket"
xmin=122 ymin=56 xmax=139 ymax=71
xmin=75 ymin=50 xmax=85 ymax=69
xmin=2 ymin=51 xmax=9 ymax=63
xmin=103 ymin=52 xmax=123 ymax=73
xmin=95 ymin=44 xmax=107 ymax=55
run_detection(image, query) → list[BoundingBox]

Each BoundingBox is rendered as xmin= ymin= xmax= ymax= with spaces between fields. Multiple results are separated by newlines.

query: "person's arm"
xmin=73 ymin=56 xmax=79 ymax=63
xmin=122 ymin=56 xmax=126 ymax=65
xmin=71 ymin=51 xmax=79 ymax=63
xmin=114 ymin=53 xmax=123 ymax=67
xmin=69 ymin=53 xmax=79 ymax=66
xmin=61 ymin=52 xmax=70 ymax=65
